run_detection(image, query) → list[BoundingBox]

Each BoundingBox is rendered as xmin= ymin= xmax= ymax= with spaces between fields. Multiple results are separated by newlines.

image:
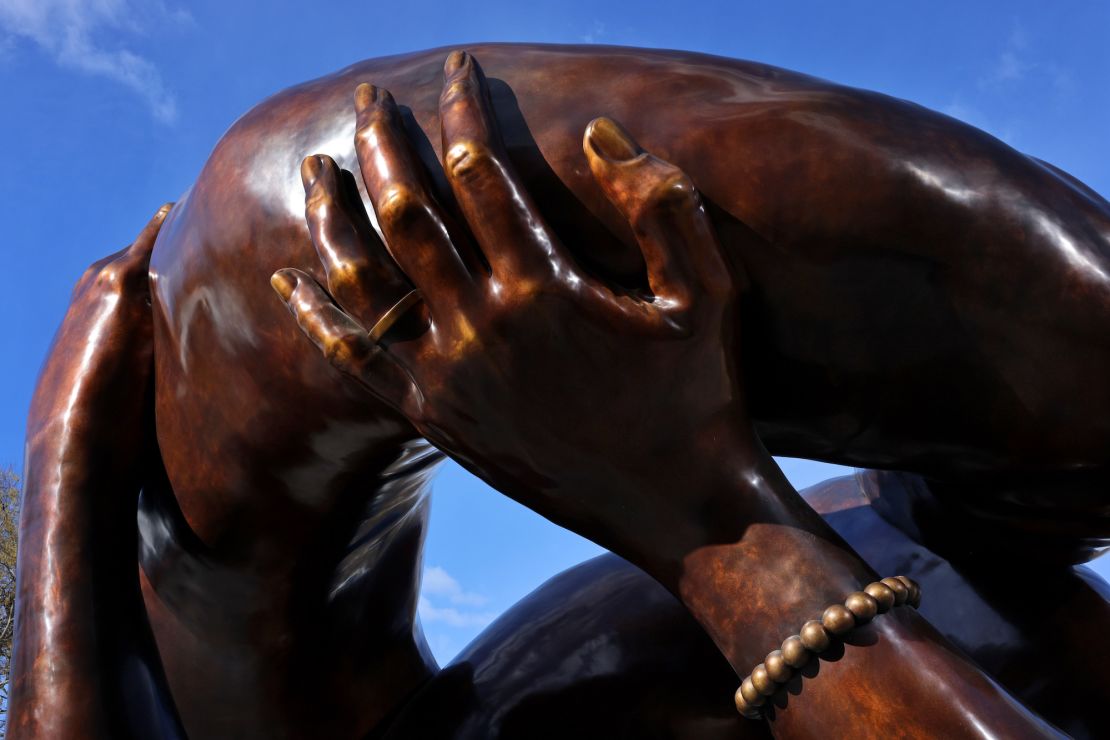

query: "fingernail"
xmin=300 ymin=155 xmax=322 ymax=188
xmin=270 ymin=270 xmax=297 ymax=301
xmin=156 ymin=202 xmax=174 ymax=219
xmin=587 ymin=118 xmax=641 ymax=162
xmin=444 ymin=50 xmax=469 ymax=76
xmin=354 ymin=83 xmax=376 ymax=112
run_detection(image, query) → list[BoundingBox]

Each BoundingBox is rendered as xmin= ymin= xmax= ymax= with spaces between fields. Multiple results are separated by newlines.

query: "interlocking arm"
xmin=9 ymin=205 xmax=185 ymax=740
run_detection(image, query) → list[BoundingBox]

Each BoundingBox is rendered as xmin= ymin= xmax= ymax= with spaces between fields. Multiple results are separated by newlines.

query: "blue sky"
xmin=0 ymin=0 xmax=1107 ymax=663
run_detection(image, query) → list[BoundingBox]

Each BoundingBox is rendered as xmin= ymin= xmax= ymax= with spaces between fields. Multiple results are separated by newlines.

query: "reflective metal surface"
xmin=11 ymin=44 xmax=1108 ymax=738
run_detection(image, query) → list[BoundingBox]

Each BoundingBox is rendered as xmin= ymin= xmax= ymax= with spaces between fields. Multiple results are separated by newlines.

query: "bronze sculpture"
xmin=10 ymin=44 xmax=1108 ymax=738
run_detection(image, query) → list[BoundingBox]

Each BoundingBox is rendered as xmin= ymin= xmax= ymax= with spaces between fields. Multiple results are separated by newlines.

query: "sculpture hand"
xmin=272 ymin=53 xmax=1068 ymax=738
xmin=12 ymin=205 xmax=185 ymax=739
xmin=272 ymin=50 xmax=747 ymax=571
xmin=26 ymin=205 xmax=168 ymax=452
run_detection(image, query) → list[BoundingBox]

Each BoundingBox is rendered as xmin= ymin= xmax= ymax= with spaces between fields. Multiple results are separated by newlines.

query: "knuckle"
xmin=94 ymin=264 xmax=125 ymax=290
xmin=324 ymin=331 xmax=370 ymax=367
xmin=329 ymin=256 xmax=371 ymax=288
xmin=445 ymin=140 xmax=495 ymax=183
xmin=495 ymin=276 xmax=545 ymax=313
xmin=356 ymin=116 xmax=391 ymax=150
xmin=377 ymin=184 xmax=430 ymax=233
xmin=441 ymin=78 xmax=477 ymax=106
xmin=306 ymin=191 xmax=333 ymax=221
xmin=649 ymin=171 xmax=699 ymax=210
xmin=631 ymin=171 xmax=700 ymax=226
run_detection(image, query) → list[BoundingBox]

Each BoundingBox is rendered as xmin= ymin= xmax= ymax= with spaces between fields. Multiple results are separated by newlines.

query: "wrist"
xmin=600 ymin=420 xmax=1056 ymax=736
xmin=675 ymin=519 xmax=875 ymax=673
xmin=615 ymin=415 xmax=876 ymax=672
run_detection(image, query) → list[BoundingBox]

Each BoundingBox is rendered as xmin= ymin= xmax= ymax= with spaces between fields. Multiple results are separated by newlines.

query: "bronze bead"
xmin=800 ymin=619 xmax=830 ymax=652
xmin=781 ymin=635 xmax=810 ymax=668
xmin=844 ymin=591 xmax=879 ymax=623
xmin=734 ymin=686 xmax=761 ymax=718
xmin=739 ymin=676 xmax=765 ymax=707
xmin=881 ymin=576 xmax=909 ymax=606
xmin=865 ymin=581 xmax=896 ymax=613
xmin=896 ymin=575 xmax=922 ymax=607
xmin=751 ymin=663 xmax=776 ymax=696
xmin=764 ymin=649 xmax=792 ymax=683
xmin=822 ymin=603 xmax=856 ymax=635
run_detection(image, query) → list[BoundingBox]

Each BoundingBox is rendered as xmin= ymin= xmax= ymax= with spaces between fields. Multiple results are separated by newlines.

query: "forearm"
xmin=621 ymin=423 xmax=1060 ymax=737
xmin=10 ymin=427 xmax=182 ymax=739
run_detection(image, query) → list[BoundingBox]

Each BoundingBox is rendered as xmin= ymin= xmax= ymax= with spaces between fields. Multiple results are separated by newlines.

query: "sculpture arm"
xmin=275 ymin=53 xmax=1060 ymax=737
xmin=9 ymin=206 xmax=185 ymax=740
xmin=641 ymin=434 xmax=1061 ymax=737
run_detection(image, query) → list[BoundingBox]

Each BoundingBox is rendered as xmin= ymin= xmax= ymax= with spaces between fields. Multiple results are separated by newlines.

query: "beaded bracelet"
xmin=733 ymin=575 xmax=922 ymax=719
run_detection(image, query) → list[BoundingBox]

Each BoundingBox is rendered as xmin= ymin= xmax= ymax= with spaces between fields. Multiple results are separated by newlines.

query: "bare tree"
xmin=0 ymin=469 xmax=19 ymax=738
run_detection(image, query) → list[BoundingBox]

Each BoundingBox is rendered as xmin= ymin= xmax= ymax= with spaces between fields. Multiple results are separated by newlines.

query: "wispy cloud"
xmin=418 ymin=596 xmax=497 ymax=628
xmin=418 ymin=566 xmax=496 ymax=629
xmin=422 ymin=565 xmax=488 ymax=606
xmin=0 ymin=0 xmax=190 ymax=123
xmin=978 ymin=22 xmax=1074 ymax=102
xmin=980 ymin=25 xmax=1031 ymax=88
xmin=580 ymin=20 xmax=606 ymax=44
xmin=943 ymin=20 xmax=1078 ymax=147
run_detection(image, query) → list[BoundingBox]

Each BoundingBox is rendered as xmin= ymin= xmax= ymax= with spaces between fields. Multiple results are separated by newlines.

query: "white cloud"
xmin=0 ymin=0 xmax=188 ymax=123
xmin=422 ymin=565 xmax=488 ymax=606
xmin=580 ymin=20 xmax=606 ymax=44
xmin=418 ymin=566 xmax=496 ymax=630
xmin=980 ymin=25 xmax=1031 ymax=89
xmin=418 ymin=596 xmax=497 ymax=629
xmin=988 ymin=50 xmax=1028 ymax=84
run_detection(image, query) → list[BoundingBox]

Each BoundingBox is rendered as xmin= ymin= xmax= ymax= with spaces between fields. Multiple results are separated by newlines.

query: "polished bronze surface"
xmin=780 ymin=635 xmax=810 ymax=669
xmin=750 ymin=665 xmax=775 ymax=696
xmin=844 ymin=592 xmax=878 ymax=623
xmin=367 ymin=289 xmax=423 ymax=343
xmin=764 ymin=650 xmax=791 ymax=683
xmin=11 ymin=42 xmax=1109 ymax=738
xmin=274 ymin=51 xmax=1070 ymax=736
xmin=864 ymin=582 xmax=896 ymax=612
xmin=820 ymin=605 xmax=856 ymax=635
xmin=739 ymin=677 xmax=764 ymax=708
xmin=802 ymin=471 xmax=1110 ymax=738
xmin=799 ymin=621 xmax=830 ymax=653
xmin=735 ymin=577 xmax=919 ymax=720
xmin=10 ymin=206 xmax=184 ymax=739
xmin=882 ymin=577 xmax=911 ymax=606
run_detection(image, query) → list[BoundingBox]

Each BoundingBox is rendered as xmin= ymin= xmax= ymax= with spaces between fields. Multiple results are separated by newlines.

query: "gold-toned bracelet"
xmin=734 ymin=575 xmax=922 ymax=719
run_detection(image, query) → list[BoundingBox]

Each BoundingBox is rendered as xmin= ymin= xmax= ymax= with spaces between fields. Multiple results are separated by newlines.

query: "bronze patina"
xmin=10 ymin=44 xmax=1108 ymax=739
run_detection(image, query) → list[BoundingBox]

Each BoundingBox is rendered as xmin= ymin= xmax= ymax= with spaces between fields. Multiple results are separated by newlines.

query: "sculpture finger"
xmin=354 ymin=83 xmax=473 ymax=315
xmin=127 ymin=202 xmax=174 ymax=264
xmin=439 ymin=50 xmax=575 ymax=284
xmin=75 ymin=203 xmax=173 ymax=298
xmin=584 ymin=117 xmax=730 ymax=308
xmin=270 ymin=268 xmax=416 ymax=409
xmin=302 ymin=154 xmax=413 ymax=323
